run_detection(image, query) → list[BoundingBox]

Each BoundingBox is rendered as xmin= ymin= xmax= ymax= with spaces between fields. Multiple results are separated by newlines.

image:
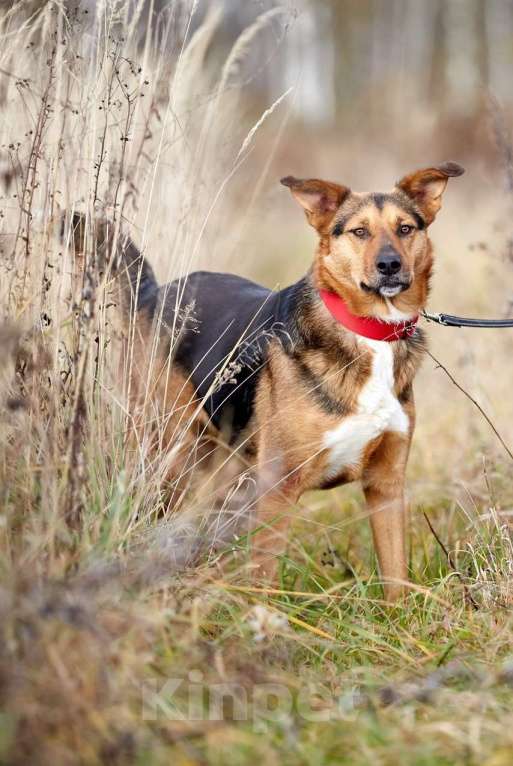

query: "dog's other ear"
xmin=281 ymin=176 xmax=350 ymax=233
xmin=396 ymin=162 xmax=464 ymax=225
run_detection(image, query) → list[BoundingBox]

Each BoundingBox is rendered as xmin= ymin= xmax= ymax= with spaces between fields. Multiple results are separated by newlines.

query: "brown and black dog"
xmin=86 ymin=161 xmax=464 ymax=600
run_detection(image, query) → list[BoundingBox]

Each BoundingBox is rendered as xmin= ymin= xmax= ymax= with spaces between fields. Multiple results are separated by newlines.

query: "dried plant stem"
xmin=423 ymin=511 xmax=479 ymax=610
xmin=426 ymin=349 xmax=513 ymax=462
xmin=11 ymin=42 xmax=56 ymax=299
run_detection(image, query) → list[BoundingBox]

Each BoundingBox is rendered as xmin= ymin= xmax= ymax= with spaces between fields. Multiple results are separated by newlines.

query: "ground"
xmin=3 ymin=466 xmax=513 ymax=765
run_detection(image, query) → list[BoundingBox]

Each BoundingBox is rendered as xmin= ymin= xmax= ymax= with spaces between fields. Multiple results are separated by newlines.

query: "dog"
xmin=77 ymin=161 xmax=464 ymax=601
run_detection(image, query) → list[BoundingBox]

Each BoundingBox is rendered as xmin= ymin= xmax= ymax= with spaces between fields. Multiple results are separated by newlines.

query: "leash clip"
xmin=421 ymin=310 xmax=448 ymax=326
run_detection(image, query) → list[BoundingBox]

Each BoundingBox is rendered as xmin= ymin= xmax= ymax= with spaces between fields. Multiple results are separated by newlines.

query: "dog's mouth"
xmin=360 ymin=279 xmax=411 ymax=298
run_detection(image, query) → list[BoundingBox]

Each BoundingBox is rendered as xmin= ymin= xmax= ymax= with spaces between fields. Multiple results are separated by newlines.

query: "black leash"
xmin=421 ymin=310 xmax=513 ymax=329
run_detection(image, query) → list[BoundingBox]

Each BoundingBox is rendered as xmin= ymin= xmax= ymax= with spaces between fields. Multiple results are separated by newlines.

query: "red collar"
xmin=319 ymin=289 xmax=418 ymax=342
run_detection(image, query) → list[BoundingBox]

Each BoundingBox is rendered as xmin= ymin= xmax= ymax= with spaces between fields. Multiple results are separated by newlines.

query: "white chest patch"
xmin=322 ymin=339 xmax=409 ymax=479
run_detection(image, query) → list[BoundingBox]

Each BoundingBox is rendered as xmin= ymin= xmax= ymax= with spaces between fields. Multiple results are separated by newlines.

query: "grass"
xmin=6 ymin=492 xmax=513 ymax=765
xmin=2 ymin=2 xmax=513 ymax=765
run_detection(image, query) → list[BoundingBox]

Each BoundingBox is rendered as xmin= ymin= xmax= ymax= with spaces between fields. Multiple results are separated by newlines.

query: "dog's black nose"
xmin=376 ymin=246 xmax=401 ymax=276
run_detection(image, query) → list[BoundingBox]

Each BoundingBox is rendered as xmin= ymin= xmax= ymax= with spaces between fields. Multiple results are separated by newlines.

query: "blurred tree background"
xmin=14 ymin=0 xmax=513 ymax=173
xmin=111 ymin=0 xmax=513 ymax=154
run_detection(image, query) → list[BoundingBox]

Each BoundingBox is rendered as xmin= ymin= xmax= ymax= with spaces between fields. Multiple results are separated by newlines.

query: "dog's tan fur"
xmin=75 ymin=162 xmax=463 ymax=601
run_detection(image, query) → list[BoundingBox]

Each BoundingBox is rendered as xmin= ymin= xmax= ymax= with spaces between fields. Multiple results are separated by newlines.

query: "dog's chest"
xmin=322 ymin=339 xmax=408 ymax=478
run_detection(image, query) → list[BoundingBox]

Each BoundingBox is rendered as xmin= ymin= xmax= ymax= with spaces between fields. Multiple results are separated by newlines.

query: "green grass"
xmin=3 ymin=479 xmax=513 ymax=765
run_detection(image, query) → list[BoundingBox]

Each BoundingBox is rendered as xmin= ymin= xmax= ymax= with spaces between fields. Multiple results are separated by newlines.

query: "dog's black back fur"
xmin=159 ymin=272 xmax=305 ymax=438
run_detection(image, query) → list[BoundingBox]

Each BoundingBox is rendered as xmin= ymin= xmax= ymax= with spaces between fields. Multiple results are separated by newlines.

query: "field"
xmin=2 ymin=3 xmax=513 ymax=764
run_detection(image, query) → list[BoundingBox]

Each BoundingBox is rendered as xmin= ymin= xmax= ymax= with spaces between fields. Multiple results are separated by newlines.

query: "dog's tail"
xmin=66 ymin=212 xmax=159 ymax=317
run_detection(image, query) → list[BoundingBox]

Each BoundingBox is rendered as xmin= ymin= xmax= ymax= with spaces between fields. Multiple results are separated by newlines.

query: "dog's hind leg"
xmin=126 ymin=348 xmax=217 ymax=507
xmin=156 ymin=368 xmax=217 ymax=505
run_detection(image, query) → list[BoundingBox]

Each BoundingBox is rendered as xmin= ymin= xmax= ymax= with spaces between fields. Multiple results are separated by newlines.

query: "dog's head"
xmin=281 ymin=163 xmax=464 ymax=318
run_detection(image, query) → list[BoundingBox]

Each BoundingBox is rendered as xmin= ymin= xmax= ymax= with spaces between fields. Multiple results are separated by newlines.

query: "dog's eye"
xmin=399 ymin=224 xmax=413 ymax=236
xmin=352 ymin=228 xmax=368 ymax=238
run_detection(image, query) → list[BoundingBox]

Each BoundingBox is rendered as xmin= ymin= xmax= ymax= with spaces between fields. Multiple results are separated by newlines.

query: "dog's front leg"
xmin=250 ymin=494 xmax=293 ymax=582
xmin=248 ymin=443 xmax=300 ymax=582
xmin=362 ymin=431 xmax=411 ymax=602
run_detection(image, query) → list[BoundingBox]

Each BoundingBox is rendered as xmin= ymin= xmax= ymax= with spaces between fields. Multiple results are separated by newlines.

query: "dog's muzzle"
xmin=366 ymin=244 xmax=411 ymax=297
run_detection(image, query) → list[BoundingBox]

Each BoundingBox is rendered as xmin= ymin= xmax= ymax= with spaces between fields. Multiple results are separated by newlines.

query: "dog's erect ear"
xmin=396 ymin=162 xmax=464 ymax=225
xmin=281 ymin=176 xmax=350 ymax=232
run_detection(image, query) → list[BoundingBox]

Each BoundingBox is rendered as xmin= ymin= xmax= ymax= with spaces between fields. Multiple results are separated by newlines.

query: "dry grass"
xmin=2 ymin=2 xmax=513 ymax=765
